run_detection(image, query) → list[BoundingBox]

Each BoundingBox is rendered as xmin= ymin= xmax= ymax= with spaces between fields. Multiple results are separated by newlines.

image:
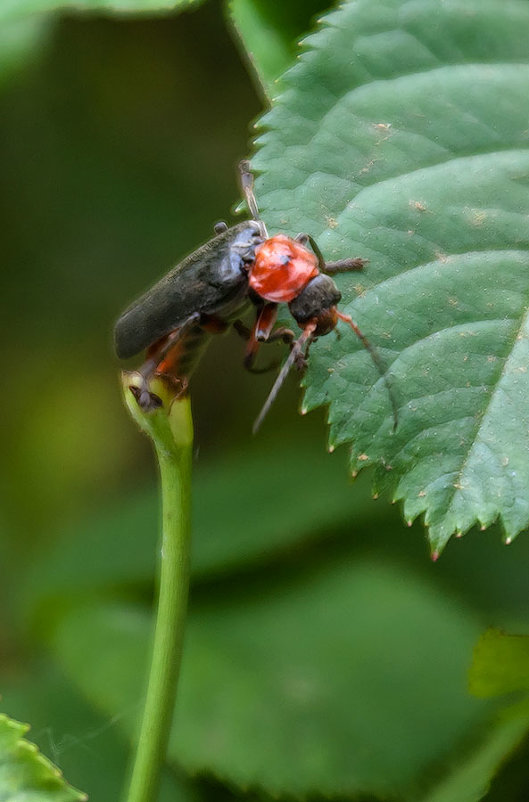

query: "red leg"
xmin=131 ymin=312 xmax=201 ymax=410
xmin=243 ymin=303 xmax=278 ymax=371
xmin=253 ymin=321 xmax=318 ymax=433
xmin=237 ymin=311 xmax=296 ymax=374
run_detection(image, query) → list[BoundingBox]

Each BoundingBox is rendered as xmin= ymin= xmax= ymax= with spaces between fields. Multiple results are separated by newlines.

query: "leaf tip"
xmin=431 ymin=550 xmax=440 ymax=562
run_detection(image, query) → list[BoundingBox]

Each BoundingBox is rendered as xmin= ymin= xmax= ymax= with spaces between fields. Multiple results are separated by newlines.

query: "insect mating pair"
xmin=114 ymin=161 xmax=397 ymax=432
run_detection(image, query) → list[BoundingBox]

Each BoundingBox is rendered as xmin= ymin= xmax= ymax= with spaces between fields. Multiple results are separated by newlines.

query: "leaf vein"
xmin=432 ymin=306 xmax=529 ymax=529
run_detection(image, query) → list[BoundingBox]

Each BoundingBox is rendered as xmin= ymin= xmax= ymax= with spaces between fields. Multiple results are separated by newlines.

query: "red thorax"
xmin=249 ymin=235 xmax=319 ymax=303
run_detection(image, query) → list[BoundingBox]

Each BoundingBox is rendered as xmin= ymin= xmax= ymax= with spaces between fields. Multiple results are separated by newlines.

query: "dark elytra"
xmin=114 ymin=220 xmax=262 ymax=359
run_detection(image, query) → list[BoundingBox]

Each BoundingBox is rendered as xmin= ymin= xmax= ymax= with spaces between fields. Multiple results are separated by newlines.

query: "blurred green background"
xmin=3 ymin=3 xmax=529 ymax=801
xmin=0 ymin=4 xmax=351 ymax=796
xmin=1 ymin=3 xmax=260 ymax=545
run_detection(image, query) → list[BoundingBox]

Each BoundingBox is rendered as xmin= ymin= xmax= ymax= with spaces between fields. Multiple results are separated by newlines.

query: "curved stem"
xmin=122 ymin=392 xmax=193 ymax=802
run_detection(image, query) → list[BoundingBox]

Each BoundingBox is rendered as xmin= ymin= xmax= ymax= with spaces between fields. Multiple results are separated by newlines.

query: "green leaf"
xmin=470 ymin=629 xmax=529 ymax=698
xmin=2 ymin=0 xmax=201 ymax=21
xmin=251 ymin=0 xmax=529 ymax=552
xmin=0 ymin=712 xmax=86 ymax=801
xmin=49 ymin=557 xmax=495 ymax=799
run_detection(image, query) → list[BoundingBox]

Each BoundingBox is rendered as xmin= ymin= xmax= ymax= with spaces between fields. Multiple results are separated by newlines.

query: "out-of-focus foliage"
xmin=470 ymin=629 xmax=529 ymax=698
xmin=0 ymin=5 xmax=264 ymax=799
xmin=0 ymin=16 xmax=53 ymax=84
xmin=44 ymin=572 xmax=491 ymax=798
xmin=0 ymin=0 xmax=203 ymax=85
xmin=21 ymin=436 xmax=387 ymax=620
xmin=2 ymin=2 xmax=529 ymax=802
xmin=229 ymin=0 xmax=329 ymax=97
xmin=2 ymin=0 xmax=202 ymax=18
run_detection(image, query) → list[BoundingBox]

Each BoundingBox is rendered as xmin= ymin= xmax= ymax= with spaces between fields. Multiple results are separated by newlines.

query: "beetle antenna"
xmin=336 ymin=311 xmax=398 ymax=430
xmin=253 ymin=322 xmax=317 ymax=433
xmin=239 ymin=160 xmax=268 ymax=239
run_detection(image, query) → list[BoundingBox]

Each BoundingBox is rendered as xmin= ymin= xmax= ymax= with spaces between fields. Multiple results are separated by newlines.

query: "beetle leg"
xmin=243 ymin=303 xmax=280 ymax=373
xmin=232 ymin=319 xmax=251 ymax=340
xmin=254 ymin=303 xmax=281 ymax=341
xmin=297 ymin=233 xmax=326 ymax=271
xmin=253 ymin=321 xmax=317 ymax=433
xmin=147 ymin=312 xmax=202 ymax=370
xmin=269 ymin=326 xmax=296 ymax=346
xmin=247 ymin=328 xmax=298 ymax=373
xmin=131 ymin=312 xmax=201 ymax=411
xmin=294 ymin=233 xmax=309 ymax=245
xmin=296 ymin=233 xmax=367 ymax=274
xmin=235 ymin=315 xmax=295 ymax=374
xmin=234 ymin=319 xmax=294 ymax=345
xmin=292 ymin=335 xmax=312 ymax=371
xmin=200 ymin=315 xmax=230 ymax=335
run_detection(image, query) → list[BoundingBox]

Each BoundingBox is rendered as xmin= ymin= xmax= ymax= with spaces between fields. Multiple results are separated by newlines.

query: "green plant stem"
xmin=123 ymin=398 xmax=193 ymax=802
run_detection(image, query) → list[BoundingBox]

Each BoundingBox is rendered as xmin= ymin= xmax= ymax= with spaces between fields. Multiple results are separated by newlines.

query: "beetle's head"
xmin=288 ymin=274 xmax=341 ymax=335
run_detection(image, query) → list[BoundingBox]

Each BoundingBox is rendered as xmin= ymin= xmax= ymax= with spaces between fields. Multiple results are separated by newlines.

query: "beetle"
xmin=114 ymin=161 xmax=397 ymax=430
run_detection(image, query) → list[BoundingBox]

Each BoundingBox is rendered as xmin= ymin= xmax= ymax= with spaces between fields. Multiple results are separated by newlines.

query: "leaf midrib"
xmin=437 ymin=304 xmax=529 ymax=531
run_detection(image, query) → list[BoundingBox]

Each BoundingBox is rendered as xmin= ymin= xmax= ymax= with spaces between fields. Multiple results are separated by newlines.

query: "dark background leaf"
xmin=228 ymin=0 xmax=329 ymax=97
xmin=3 ymin=0 xmax=203 ymax=18
xmin=45 ymin=559 xmax=487 ymax=799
